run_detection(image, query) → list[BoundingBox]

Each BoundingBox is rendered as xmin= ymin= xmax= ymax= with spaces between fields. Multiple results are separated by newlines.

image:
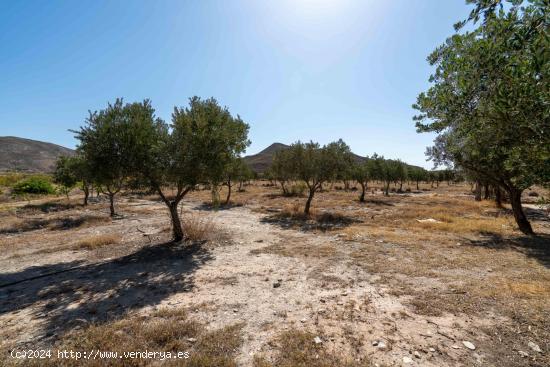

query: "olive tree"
xmin=352 ymin=157 xmax=378 ymax=202
xmin=413 ymin=1 xmax=549 ymax=234
xmin=223 ymin=157 xmax=253 ymax=205
xmin=54 ymin=156 xmax=79 ymax=200
xmin=54 ymin=155 xmax=93 ymax=204
xmin=269 ymin=148 xmax=294 ymax=195
xmin=286 ymin=139 xmax=352 ymax=214
xmin=135 ymin=97 xmax=250 ymax=241
xmin=395 ymin=160 xmax=408 ymax=192
xmin=408 ymin=167 xmax=428 ymax=191
xmin=74 ymin=99 xmax=139 ymax=216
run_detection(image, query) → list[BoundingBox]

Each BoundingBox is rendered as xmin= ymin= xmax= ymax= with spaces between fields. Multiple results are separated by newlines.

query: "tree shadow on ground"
xmin=358 ymin=198 xmax=395 ymax=206
xmin=260 ymin=211 xmax=361 ymax=232
xmin=193 ymin=202 xmax=243 ymax=211
xmin=0 ymin=214 xmax=108 ymax=234
xmin=264 ymin=193 xmax=305 ymax=199
xmin=0 ymin=240 xmax=213 ymax=346
xmin=19 ymin=201 xmax=82 ymax=214
xmin=466 ymin=233 xmax=550 ymax=269
xmin=524 ymin=207 xmax=549 ymax=222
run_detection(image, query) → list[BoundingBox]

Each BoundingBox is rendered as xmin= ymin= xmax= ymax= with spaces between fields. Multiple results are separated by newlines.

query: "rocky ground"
xmin=0 ymin=183 xmax=548 ymax=366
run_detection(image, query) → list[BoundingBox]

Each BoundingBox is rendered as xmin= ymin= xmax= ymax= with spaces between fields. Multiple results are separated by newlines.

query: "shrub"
xmin=286 ymin=182 xmax=307 ymax=197
xmin=12 ymin=177 xmax=55 ymax=195
xmin=181 ymin=214 xmax=216 ymax=241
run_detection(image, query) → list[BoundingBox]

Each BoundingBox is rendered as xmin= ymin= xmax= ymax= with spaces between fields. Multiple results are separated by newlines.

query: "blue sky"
xmin=0 ymin=0 xmax=472 ymax=168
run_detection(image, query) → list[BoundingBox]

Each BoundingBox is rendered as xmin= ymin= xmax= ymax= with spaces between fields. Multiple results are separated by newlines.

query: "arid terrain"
xmin=0 ymin=182 xmax=548 ymax=366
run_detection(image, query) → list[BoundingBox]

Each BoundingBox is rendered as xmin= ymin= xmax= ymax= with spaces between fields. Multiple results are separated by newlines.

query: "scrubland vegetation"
xmin=0 ymin=1 xmax=548 ymax=366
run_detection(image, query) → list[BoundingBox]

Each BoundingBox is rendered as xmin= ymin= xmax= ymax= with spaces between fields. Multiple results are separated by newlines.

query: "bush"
xmin=286 ymin=182 xmax=307 ymax=197
xmin=12 ymin=177 xmax=55 ymax=195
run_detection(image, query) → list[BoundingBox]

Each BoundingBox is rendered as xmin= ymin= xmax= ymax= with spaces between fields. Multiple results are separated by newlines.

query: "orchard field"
xmin=1 ymin=180 xmax=548 ymax=366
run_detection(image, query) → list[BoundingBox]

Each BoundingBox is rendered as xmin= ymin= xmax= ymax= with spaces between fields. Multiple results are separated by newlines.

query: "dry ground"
xmin=0 ymin=182 xmax=548 ymax=366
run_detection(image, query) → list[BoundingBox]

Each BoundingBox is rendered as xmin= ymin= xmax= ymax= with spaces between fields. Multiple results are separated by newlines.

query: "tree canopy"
xmin=413 ymin=0 xmax=549 ymax=234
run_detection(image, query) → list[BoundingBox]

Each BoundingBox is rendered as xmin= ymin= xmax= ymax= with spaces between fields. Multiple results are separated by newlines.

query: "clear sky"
xmin=0 ymin=0 xmax=472 ymax=168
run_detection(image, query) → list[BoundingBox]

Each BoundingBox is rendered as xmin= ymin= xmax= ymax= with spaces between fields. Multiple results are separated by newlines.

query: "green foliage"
xmin=225 ymin=158 xmax=252 ymax=183
xmin=134 ymin=96 xmax=250 ymax=240
xmin=12 ymin=176 xmax=55 ymax=195
xmin=270 ymin=139 xmax=353 ymax=213
xmin=174 ymin=97 xmax=251 ymax=187
xmin=287 ymin=182 xmax=307 ymax=197
xmin=413 ymin=0 xmax=548 ymax=234
xmin=269 ymin=148 xmax=294 ymax=194
xmin=54 ymin=156 xmax=79 ymax=190
xmin=74 ymin=99 xmax=159 ymax=215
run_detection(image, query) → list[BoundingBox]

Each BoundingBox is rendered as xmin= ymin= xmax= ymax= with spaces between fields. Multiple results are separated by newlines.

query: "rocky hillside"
xmin=0 ymin=136 xmax=74 ymax=173
xmin=244 ymin=142 xmax=368 ymax=173
xmin=244 ymin=143 xmax=289 ymax=173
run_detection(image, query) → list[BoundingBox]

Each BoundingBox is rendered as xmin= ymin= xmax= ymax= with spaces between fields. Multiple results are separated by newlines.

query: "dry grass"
xmin=181 ymin=213 xmax=218 ymax=242
xmin=2 ymin=308 xmax=243 ymax=367
xmin=253 ymin=329 xmax=371 ymax=367
xmin=74 ymin=234 xmax=121 ymax=250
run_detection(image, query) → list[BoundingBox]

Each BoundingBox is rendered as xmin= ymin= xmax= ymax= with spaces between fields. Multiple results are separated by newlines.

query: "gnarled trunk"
xmin=83 ymin=184 xmax=89 ymax=206
xmin=304 ymin=188 xmax=315 ymax=215
xmin=169 ymin=201 xmax=184 ymax=241
xmin=108 ymin=193 xmax=116 ymax=217
xmin=225 ymin=179 xmax=232 ymax=205
xmin=474 ymin=181 xmax=482 ymax=201
xmin=495 ymin=187 xmax=502 ymax=208
xmin=359 ymin=182 xmax=366 ymax=202
xmin=508 ymin=188 xmax=533 ymax=235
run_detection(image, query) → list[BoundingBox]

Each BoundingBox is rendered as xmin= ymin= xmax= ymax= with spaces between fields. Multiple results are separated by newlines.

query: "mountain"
xmin=0 ymin=136 xmax=75 ymax=173
xmin=244 ymin=143 xmax=426 ymax=174
xmin=244 ymin=142 xmax=368 ymax=173
xmin=244 ymin=143 xmax=289 ymax=173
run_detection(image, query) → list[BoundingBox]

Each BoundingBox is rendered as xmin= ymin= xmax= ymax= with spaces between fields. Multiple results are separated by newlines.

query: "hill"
xmin=244 ymin=143 xmax=372 ymax=173
xmin=244 ymin=143 xmax=289 ymax=173
xmin=0 ymin=136 xmax=75 ymax=173
xmin=244 ymin=142 xmax=427 ymax=174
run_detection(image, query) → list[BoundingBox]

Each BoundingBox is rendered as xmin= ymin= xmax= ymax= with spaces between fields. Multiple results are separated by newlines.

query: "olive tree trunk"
xmin=168 ymin=201 xmax=185 ymax=241
xmin=508 ymin=188 xmax=533 ymax=235
xmin=83 ymin=184 xmax=89 ymax=206
xmin=474 ymin=181 xmax=482 ymax=201
xmin=304 ymin=188 xmax=316 ymax=215
xmin=495 ymin=187 xmax=502 ymax=208
xmin=157 ymin=186 xmax=191 ymax=242
xmin=225 ymin=179 xmax=232 ymax=205
xmin=359 ymin=182 xmax=366 ymax=202
xmin=108 ymin=193 xmax=116 ymax=217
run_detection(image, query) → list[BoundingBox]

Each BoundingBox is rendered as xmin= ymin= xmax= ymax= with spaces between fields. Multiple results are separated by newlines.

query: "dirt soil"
xmin=0 ymin=183 xmax=549 ymax=366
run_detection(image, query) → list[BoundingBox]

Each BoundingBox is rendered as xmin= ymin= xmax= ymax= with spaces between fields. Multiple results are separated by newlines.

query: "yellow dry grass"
xmin=181 ymin=213 xmax=218 ymax=242
xmin=75 ymin=234 xmax=121 ymax=250
xmin=253 ymin=329 xmax=371 ymax=367
xmin=2 ymin=308 xmax=243 ymax=367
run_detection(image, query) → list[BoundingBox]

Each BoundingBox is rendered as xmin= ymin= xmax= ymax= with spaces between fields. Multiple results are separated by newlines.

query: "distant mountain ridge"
xmin=243 ymin=143 xmax=289 ymax=173
xmin=244 ymin=142 xmax=424 ymax=173
xmin=243 ymin=142 xmax=368 ymax=173
xmin=0 ymin=137 xmax=423 ymax=175
xmin=0 ymin=136 xmax=75 ymax=173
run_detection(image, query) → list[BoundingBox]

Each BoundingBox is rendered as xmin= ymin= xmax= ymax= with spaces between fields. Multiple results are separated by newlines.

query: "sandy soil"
xmin=0 ymin=184 xmax=548 ymax=366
